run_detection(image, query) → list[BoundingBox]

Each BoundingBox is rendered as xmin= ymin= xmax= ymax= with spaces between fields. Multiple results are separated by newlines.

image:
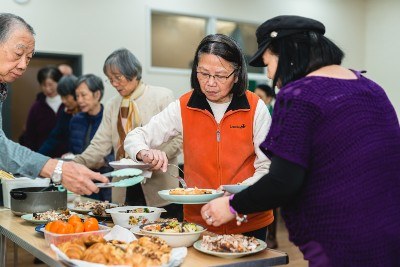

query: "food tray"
xmin=43 ymin=225 xmax=110 ymax=246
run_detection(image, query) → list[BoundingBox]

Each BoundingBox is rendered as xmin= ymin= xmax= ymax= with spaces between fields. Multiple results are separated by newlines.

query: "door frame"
xmin=2 ymin=52 xmax=82 ymax=140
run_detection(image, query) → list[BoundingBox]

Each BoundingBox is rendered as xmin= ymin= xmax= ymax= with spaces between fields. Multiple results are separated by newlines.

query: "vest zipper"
xmin=216 ymin=129 xmax=221 ymax=142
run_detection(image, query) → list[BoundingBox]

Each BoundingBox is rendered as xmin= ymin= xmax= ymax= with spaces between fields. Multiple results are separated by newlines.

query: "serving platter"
xmin=222 ymin=184 xmax=249 ymax=194
xmin=21 ymin=212 xmax=84 ymax=225
xmin=193 ymin=239 xmax=267 ymax=259
xmin=158 ymin=189 xmax=223 ymax=204
xmin=109 ymin=159 xmax=150 ymax=170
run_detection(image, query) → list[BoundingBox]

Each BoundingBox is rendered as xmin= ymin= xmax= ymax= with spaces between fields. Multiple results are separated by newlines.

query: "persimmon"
xmin=83 ymin=218 xmax=99 ymax=232
xmin=68 ymin=214 xmax=82 ymax=225
xmin=72 ymin=221 xmax=85 ymax=233
xmin=45 ymin=221 xmax=53 ymax=232
xmin=49 ymin=220 xmax=64 ymax=233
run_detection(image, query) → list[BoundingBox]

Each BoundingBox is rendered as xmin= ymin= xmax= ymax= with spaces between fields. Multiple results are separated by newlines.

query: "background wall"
xmin=2 ymin=0 xmax=398 ymax=115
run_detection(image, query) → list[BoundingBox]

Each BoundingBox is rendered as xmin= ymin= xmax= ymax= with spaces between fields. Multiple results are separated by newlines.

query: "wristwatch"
xmin=51 ymin=160 xmax=64 ymax=185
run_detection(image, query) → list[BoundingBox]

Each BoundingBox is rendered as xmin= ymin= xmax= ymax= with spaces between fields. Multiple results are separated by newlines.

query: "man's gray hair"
xmin=0 ymin=13 xmax=35 ymax=44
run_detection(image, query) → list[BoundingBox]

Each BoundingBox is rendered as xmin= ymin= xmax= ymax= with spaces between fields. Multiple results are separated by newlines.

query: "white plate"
xmin=109 ymin=160 xmax=149 ymax=170
xmin=68 ymin=207 xmax=91 ymax=214
xmin=222 ymin=184 xmax=249 ymax=194
xmin=193 ymin=239 xmax=267 ymax=259
xmin=21 ymin=214 xmax=49 ymax=224
xmin=158 ymin=189 xmax=224 ymax=204
xmin=21 ymin=213 xmax=84 ymax=224
xmin=68 ymin=202 xmax=119 ymax=214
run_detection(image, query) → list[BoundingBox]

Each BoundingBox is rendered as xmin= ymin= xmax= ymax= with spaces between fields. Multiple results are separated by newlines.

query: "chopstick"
xmin=0 ymin=170 xmax=15 ymax=180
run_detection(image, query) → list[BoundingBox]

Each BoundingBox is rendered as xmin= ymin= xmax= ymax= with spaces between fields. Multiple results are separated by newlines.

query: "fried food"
xmin=57 ymin=235 xmax=171 ymax=266
xmin=169 ymin=187 xmax=212 ymax=195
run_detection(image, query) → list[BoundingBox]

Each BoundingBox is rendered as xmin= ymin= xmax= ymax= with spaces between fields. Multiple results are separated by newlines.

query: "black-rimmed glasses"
xmin=196 ymin=69 xmax=236 ymax=84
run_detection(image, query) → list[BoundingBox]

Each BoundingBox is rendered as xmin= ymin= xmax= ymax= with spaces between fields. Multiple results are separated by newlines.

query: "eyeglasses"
xmin=196 ymin=69 xmax=236 ymax=84
xmin=105 ymin=74 xmax=125 ymax=84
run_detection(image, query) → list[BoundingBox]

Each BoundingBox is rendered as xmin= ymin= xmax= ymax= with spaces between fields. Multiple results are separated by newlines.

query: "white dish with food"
xmin=136 ymin=220 xmax=207 ymax=248
xmin=158 ymin=189 xmax=223 ymax=204
xmin=193 ymin=234 xmax=267 ymax=259
xmin=105 ymin=206 xmax=166 ymax=230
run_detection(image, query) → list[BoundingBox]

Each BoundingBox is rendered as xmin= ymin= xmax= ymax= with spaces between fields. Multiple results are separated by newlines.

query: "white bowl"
xmin=105 ymin=206 xmax=165 ymax=230
xmin=137 ymin=222 xmax=207 ymax=248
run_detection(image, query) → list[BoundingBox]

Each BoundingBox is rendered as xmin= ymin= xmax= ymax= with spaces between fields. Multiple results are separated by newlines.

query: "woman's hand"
xmin=201 ymin=196 xmax=236 ymax=227
xmin=137 ymin=149 xmax=168 ymax=172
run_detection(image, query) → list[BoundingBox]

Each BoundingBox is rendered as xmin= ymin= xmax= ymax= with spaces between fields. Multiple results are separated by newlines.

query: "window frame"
xmin=147 ymin=8 xmax=267 ymax=81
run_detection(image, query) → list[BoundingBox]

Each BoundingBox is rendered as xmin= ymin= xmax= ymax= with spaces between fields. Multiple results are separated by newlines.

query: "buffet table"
xmin=0 ymin=208 xmax=288 ymax=266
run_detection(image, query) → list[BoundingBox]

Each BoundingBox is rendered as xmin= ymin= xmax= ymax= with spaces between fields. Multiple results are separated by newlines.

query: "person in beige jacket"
xmin=73 ymin=48 xmax=182 ymax=219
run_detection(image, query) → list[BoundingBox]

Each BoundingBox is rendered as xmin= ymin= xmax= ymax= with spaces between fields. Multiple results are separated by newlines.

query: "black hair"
xmin=190 ymin=34 xmax=248 ymax=96
xmin=268 ymin=31 xmax=344 ymax=88
xmin=0 ymin=13 xmax=35 ymax=44
xmin=37 ymin=66 xmax=63 ymax=84
xmin=75 ymin=74 xmax=104 ymax=101
xmin=103 ymin=48 xmax=142 ymax=81
xmin=57 ymin=75 xmax=78 ymax=96
xmin=256 ymin=84 xmax=275 ymax=98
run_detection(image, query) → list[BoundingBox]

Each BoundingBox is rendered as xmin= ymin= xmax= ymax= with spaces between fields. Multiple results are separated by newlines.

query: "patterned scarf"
xmin=0 ymin=83 xmax=8 ymax=102
xmin=116 ymin=83 xmax=144 ymax=160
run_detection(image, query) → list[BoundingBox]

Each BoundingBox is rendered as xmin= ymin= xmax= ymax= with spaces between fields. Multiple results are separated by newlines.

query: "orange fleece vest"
xmin=180 ymin=90 xmax=273 ymax=234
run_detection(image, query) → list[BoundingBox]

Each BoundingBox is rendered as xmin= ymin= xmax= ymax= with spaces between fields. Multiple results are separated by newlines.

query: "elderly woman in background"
xmin=124 ymin=34 xmax=273 ymax=240
xmin=69 ymin=74 xmax=113 ymax=201
xmin=20 ymin=66 xmax=64 ymax=154
xmin=73 ymin=48 xmax=182 ymax=219
xmin=201 ymin=15 xmax=400 ymax=266
xmin=38 ymin=75 xmax=79 ymax=157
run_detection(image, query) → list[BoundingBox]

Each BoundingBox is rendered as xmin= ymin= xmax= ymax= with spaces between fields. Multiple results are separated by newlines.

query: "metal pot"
xmin=10 ymin=186 xmax=67 ymax=215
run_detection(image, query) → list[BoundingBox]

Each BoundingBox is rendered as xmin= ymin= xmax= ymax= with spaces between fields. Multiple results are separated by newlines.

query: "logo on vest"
xmin=230 ymin=124 xmax=246 ymax=129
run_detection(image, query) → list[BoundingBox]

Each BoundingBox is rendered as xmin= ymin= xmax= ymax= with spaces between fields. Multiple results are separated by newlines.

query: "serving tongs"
xmin=95 ymin=168 xmax=144 ymax=188
xmin=167 ymin=164 xmax=188 ymax=189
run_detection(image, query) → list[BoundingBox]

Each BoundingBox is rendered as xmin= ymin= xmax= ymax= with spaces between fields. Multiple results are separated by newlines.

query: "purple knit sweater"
xmin=261 ymin=71 xmax=400 ymax=266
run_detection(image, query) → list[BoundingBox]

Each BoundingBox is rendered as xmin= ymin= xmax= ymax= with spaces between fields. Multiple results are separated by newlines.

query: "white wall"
xmin=4 ymin=0 xmax=397 ymax=116
xmin=365 ymin=0 xmax=400 ymax=115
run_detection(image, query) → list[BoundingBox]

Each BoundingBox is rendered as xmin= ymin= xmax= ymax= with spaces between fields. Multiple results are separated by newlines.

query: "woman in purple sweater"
xmin=202 ymin=15 xmax=400 ymax=266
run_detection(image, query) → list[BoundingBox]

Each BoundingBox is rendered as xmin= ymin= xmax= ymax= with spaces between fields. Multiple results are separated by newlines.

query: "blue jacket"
xmin=69 ymin=105 xmax=104 ymax=154
xmin=38 ymin=109 xmax=72 ymax=157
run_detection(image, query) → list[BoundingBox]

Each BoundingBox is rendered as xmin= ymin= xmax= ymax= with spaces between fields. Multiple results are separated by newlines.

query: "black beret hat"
xmin=249 ymin=15 xmax=326 ymax=67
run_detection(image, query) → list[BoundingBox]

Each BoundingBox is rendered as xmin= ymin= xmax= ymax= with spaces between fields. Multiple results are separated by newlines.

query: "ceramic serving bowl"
xmin=137 ymin=221 xmax=206 ymax=247
xmin=105 ymin=206 xmax=165 ymax=231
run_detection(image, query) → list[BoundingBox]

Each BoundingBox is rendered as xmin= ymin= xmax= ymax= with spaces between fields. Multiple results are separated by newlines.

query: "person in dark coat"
xmin=38 ymin=75 xmax=79 ymax=157
xmin=20 ymin=66 xmax=64 ymax=153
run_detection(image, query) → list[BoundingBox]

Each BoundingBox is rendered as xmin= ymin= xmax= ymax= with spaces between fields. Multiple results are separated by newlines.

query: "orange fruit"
xmin=45 ymin=221 xmax=53 ymax=232
xmin=68 ymin=214 xmax=82 ymax=225
xmin=49 ymin=220 xmax=64 ymax=233
xmin=72 ymin=221 xmax=84 ymax=233
xmin=83 ymin=218 xmax=99 ymax=232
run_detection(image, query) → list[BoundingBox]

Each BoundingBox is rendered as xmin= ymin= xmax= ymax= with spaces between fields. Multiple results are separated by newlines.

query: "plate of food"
xmin=69 ymin=201 xmax=118 ymax=214
xmin=193 ymin=234 xmax=267 ymax=259
xmin=158 ymin=188 xmax=223 ymax=204
xmin=109 ymin=158 xmax=150 ymax=170
xmin=21 ymin=210 xmax=82 ymax=224
xmin=136 ymin=220 xmax=207 ymax=247
xmin=222 ymin=184 xmax=250 ymax=194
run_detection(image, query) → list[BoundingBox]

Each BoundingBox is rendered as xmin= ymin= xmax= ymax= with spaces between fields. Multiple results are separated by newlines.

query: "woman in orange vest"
xmin=124 ymin=34 xmax=273 ymax=240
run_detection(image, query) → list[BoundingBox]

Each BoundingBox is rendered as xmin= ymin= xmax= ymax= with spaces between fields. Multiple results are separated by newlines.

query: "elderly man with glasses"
xmin=0 ymin=13 xmax=108 ymax=198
